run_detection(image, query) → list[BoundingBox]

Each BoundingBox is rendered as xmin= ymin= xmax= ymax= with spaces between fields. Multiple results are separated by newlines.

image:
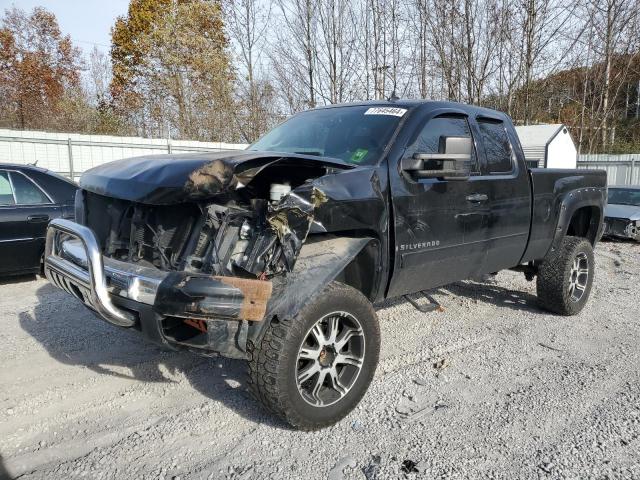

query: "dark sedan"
xmin=603 ymin=185 xmax=640 ymax=242
xmin=0 ymin=164 xmax=77 ymax=276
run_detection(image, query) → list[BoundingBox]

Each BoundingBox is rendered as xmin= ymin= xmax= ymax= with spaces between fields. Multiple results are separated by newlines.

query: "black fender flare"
xmin=548 ymin=187 xmax=605 ymax=255
xmin=247 ymin=236 xmax=375 ymax=345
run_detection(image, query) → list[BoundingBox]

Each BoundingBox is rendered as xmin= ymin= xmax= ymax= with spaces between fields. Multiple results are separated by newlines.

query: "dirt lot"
xmin=1 ymin=240 xmax=639 ymax=480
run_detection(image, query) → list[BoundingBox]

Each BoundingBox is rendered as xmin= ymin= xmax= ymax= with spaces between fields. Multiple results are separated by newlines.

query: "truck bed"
xmin=522 ymin=168 xmax=607 ymax=263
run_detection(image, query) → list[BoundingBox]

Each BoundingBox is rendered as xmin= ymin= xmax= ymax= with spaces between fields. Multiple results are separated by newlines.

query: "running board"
xmin=404 ymin=291 xmax=442 ymax=313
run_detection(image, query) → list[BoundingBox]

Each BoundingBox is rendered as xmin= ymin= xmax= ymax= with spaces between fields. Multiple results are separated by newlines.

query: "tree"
xmin=110 ymin=0 xmax=235 ymax=141
xmin=586 ymin=0 xmax=639 ymax=148
xmin=315 ymin=0 xmax=362 ymax=103
xmin=517 ymin=0 xmax=577 ymax=124
xmin=271 ymin=0 xmax=318 ymax=112
xmin=0 ymin=6 xmax=83 ymax=130
xmin=227 ymin=0 xmax=277 ymax=141
xmin=82 ymin=47 xmax=128 ymax=135
xmin=88 ymin=47 xmax=111 ymax=106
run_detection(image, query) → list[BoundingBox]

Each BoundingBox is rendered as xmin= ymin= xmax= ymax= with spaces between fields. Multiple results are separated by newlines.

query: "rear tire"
xmin=536 ymin=236 xmax=594 ymax=315
xmin=246 ymin=282 xmax=380 ymax=430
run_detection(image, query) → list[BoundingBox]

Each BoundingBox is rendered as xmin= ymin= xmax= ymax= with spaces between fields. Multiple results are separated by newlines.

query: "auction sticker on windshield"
xmin=364 ymin=107 xmax=407 ymax=117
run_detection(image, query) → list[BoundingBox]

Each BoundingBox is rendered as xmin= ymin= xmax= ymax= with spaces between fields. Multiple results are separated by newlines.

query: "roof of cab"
xmin=313 ymin=99 xmax=510 ymax=118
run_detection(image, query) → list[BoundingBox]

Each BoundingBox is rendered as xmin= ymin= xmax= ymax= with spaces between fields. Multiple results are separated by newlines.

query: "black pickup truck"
xmin=44 ymin=101 xmax=606 ymax=429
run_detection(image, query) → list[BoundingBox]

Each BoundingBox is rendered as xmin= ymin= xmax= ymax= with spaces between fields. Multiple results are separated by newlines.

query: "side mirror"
xmin=402 ymin=136 xmax=472 ymax=180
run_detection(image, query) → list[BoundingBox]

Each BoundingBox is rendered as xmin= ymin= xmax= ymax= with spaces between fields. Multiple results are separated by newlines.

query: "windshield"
xmin=608 ymin=188 xmax=640 ymax=206
xmin=248 ymin=105 xmax=407 ymax=165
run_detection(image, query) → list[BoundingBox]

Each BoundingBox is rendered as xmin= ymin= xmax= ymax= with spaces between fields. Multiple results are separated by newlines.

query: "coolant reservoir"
xmin=270 ymin=183 xmax=291 ymax=203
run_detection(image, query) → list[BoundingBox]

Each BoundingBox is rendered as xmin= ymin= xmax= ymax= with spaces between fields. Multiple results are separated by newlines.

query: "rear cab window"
xmin=477 ymin=118 xmax=515 ymax=174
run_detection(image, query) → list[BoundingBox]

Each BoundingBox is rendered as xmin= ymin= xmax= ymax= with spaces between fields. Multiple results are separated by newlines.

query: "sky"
xmin=0 ymin=0 xmax=130 ymax=54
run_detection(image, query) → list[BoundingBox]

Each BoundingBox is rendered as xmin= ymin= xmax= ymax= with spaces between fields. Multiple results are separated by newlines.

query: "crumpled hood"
xmin=79 ymin=150 xmax=353 ymax=204
xmin=605 ymin=203 xmax=640 ymax=221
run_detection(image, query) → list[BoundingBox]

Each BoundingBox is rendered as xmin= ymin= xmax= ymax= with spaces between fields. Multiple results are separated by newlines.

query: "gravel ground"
xmin=1 ymin=240 xmax=639 ymax=480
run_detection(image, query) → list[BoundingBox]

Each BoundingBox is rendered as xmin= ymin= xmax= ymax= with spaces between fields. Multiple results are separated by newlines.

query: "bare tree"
xmin=518 ymin=0 xmax=576 ymax=124
xmin=410 ymin=0 xmax=430 ymax=98
xmin=493 ymin=0 xmax=524 ymax=115
xmin=315 ymin=0 xmax=359 ymax=103
xmin=87 ymin=47 xmax=110 ymax=105
xmin=227 ymin=0 xmax=275 ymax=141
xmin=588 ymin=0 xmax=639 ymax=147
xmin=272 ymin=0 xmax=318 ymax=110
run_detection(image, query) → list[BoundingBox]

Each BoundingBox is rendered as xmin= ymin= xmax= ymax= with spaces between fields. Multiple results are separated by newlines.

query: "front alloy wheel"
xmin=296 ymin=311 xmax=365 ymax=407
xmin=247 ymin=282 xmax=380 ymax=430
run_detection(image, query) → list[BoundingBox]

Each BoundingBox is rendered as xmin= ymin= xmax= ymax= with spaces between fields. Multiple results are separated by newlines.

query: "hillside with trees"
xmin=0 ymin=0 xmax=638 ymax=153
xmin=499 ymin=54 xmax=640 ymax=154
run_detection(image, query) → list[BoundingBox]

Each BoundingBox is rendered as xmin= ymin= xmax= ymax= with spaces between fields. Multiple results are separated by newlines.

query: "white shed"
xmin=514 ymin=124 xmax=577 ymax=169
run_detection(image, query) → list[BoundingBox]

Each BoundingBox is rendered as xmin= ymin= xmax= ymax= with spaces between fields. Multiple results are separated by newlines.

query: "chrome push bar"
xmin=44 ymin=218 xmax=168 ymax=327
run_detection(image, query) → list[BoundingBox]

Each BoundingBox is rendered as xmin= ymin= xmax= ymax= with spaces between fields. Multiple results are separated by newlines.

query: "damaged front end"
xmin=604 ymin=217 xmax=640 ymax=242
xmin=45 ymin=152 xmax=351 ymax=358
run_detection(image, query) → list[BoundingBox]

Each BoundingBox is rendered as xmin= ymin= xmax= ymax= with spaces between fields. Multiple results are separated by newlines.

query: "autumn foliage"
xmin=0 ymin=1 xmax=638 ymax=153
xmin=110 ymin=0 xmax=235 ymax=140
xmin=0 ymin=7 xmax=82 ymax=130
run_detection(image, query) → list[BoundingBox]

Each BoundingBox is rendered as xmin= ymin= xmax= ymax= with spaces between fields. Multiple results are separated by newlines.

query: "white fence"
xmin=578 ymin=154 xmax=639 ymax=186
xmin=0 ymin=129 xmax=248 ymax=181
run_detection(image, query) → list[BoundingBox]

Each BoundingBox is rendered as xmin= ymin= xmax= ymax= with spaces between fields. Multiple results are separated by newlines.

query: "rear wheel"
xmin=247 ymin=282 xmax=380 ymax=430
xmin=536 ymin=236 xmax=594 ymax=315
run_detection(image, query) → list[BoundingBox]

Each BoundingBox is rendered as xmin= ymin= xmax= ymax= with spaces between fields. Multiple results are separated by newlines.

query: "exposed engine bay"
xmin=77 ymin=158 xmax=333 ymax=281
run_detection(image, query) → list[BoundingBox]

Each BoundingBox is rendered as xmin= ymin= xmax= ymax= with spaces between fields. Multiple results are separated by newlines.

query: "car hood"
xmin=79 ymin=150 xmax=354 ymax=204
xmin=605 ymin=203 xmax=640 ymax=221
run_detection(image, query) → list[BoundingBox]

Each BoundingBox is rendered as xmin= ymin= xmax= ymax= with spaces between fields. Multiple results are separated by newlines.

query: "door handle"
xmin=466 ymin=193 xmax=488 ymax=203
xmin=27 ymin=214 xmax=50 ymax=223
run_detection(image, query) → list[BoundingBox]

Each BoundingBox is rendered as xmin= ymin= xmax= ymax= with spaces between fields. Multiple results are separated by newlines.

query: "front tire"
xmin=536 ymin=236 xmax=595 ymax=315
xmin=247 ymin=282 xmax=380 ymax=430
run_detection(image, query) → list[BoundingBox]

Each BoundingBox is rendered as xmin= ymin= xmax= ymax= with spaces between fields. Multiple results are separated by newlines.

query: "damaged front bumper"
xmin=44 ymin=218 xmax=272 ymax=358
xmin=603 ymin=217 xmax=640 ymax=241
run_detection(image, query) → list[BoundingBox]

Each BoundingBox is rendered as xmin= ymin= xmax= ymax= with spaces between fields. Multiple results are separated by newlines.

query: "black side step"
xmin=404 ymin=291 xmax=442 ymax=313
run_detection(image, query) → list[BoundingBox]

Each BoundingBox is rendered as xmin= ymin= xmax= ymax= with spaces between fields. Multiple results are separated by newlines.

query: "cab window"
xmin=406 ymin=116 xmax=479 ymax=173
xmin=10 ymin=172 xmax=51 ymax=205
xmin=477 ymin=119 xmax=514 ymax=173
xmin=0 ymin=171 xmax=15 ymax=205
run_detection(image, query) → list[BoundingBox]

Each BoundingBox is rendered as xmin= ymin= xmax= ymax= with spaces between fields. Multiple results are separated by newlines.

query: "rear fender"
xmin=549 ymin=187 xmax=605 ymax=255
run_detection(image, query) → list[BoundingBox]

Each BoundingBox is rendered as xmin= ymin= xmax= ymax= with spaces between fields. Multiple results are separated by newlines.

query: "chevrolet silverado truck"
xmin=44 ymin=101 xmax=606 ymax=430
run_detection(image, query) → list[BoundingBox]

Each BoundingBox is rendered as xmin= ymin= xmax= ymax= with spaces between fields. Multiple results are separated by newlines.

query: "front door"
xmin=387 ymin=112 xmax=490 ymax=297
xmin=0 ymin=170 xmax=59 ymax=274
